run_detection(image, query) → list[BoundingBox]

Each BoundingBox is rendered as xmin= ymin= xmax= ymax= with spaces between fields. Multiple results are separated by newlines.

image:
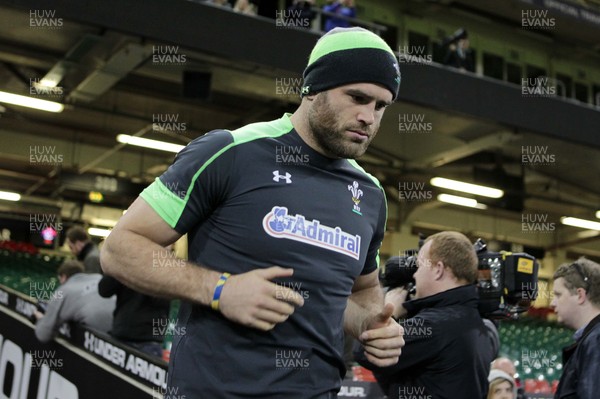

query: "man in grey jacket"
xmin=34 ymin=260 xmax=115 ymax=343
xmin=552 ymin=257 xmax=600 ymax=399
xmin=65 ymin=226 xmax=102 ymax=274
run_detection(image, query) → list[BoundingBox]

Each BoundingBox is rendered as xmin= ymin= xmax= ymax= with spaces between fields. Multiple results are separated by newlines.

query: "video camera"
xmin=380 ymin=235 xmax=539 ymax=319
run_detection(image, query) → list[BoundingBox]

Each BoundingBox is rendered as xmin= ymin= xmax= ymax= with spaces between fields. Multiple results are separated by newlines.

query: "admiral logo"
xmin=263 ymin=206 xmax=361 ymax=260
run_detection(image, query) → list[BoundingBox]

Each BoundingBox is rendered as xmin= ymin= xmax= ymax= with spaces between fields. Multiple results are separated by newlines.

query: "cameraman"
xmin=356 ymin=231 xmax=495 ymax=399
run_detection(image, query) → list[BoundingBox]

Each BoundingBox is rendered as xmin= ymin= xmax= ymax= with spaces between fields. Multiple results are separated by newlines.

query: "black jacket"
xmin=356 ymin=285 xmax=495 ymax=399
xmin=98 ymin=275 xmax=170 ymax=343
xmin=78 ymin=242 xmax=101 ymax=274
xmin=555 ymin=313 xmax=600 ymax=399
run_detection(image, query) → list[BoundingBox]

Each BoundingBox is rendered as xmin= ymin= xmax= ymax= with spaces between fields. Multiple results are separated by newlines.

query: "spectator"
xmin=233 ymin=0 xmax=257 ymax=15
xmin=491 ymin=357 xmax=526 ymax=399
xmin=443 ymin=28 xmax=474 ymax=72
xmin=206 ymin=0 xmax=233 ymax=8
xmin=65 ymin=226 xmax=101 ymax=273
xmin=323 ymin=0 xmax=356 ymax=32
xmin=356 ymin=231 xmax=496 ymax=399
xmin=34 ymin=260 xmax=115 ymax=343
xmin=552 ymin=257 xmax=600 ymax=399
xmin=286 ymin=0 xmax=316 ymax=29
xmin=99 ymin=255 xmax=171 ymax=358
xmin=488 ymin=369 xmax=517 ymax=399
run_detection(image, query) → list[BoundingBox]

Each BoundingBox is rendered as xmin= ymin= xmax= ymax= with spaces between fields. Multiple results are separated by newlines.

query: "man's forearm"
xmin=344 ymin=285 xmax=384 ymax=339
xmin=101 ymin=229 xmax=220 ymax=306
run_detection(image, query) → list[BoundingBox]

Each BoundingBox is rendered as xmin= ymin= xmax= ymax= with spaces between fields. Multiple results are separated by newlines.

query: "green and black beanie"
xmin=302 ymin=27 xmax=401 ymax=100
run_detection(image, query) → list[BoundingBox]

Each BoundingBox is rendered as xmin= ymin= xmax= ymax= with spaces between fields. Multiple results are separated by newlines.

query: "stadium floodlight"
xmin=560 ymin=217 xmax=600 ymax=231
xmin=117 ymin=134 xmax=184 ymax=153
xmin=430 ymin=177 xmax=504 ymax=198
xmin=0 ymin=90 xmax=64 ymax=113
xmin=0 ymin=190 xmax=21 ymax=201
xmin=437 ymin=194 xmax=487 ymax=209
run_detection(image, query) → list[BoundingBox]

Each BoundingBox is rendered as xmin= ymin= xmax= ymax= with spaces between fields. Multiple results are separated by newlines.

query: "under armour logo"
xmin=273 ymin=170 xmax=292 ymax=184
xmin=301 ymin=86 xmax=310 ymax=95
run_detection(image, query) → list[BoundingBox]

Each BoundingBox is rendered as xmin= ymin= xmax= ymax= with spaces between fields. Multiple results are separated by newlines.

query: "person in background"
xmin=98 ymin=256 xmax=171 ymax=358
xmin=234 ymin=0 xmax=257 ymax=15
xmin=357 ymin=231 xmax=495 ymax=399
xmin=286 ymin=0 xmax=316 ymax=29
xmin=207 ymin=0 xmax=233 ymax=8
xmin=322 ymin=0 xmax=356 ymax=32
xmin=488 ymin=369 xmax=517 ymax=399
xmin=552 ymin=258 xmax=600 ymax=399
xmin=65 ymin=226 xmax=102 ymax=273
xmin=491 ymin=357 xmax=526 ymax=399
xmin=34 ymin=260 xmax=115 ymax=343
xmin=443 ymin=28 xmax=474 ymax=72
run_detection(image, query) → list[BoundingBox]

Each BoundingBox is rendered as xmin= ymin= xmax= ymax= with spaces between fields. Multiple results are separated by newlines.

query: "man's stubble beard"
xmin=307 ymin=92 xmax=376 ymax=159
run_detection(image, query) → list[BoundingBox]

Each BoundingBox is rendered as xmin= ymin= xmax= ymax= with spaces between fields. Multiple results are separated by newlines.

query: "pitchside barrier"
xmin=0 ymin=283 xmax=384 ymax=399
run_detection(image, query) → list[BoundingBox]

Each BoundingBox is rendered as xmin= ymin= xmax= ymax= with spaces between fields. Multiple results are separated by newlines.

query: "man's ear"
xmin=576 ymin=287 xmax=588 ymax=305
xmin=433 ymin=261 xmax=445 ymax=280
